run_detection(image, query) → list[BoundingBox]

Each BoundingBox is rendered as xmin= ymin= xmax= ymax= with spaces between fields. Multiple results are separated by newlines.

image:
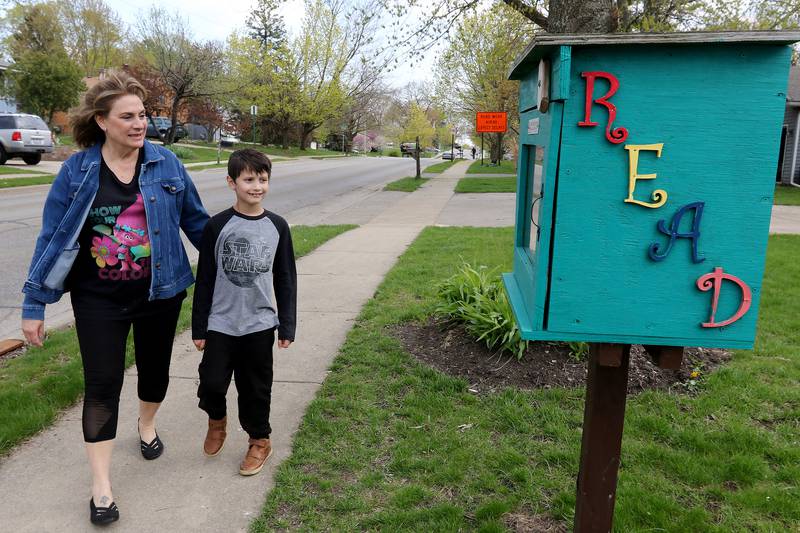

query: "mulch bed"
xmin=393 ymin=317 xmax=732 ymax=395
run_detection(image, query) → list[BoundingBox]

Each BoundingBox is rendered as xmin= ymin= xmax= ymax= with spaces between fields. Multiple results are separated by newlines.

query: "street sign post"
xmin=476 ymin=112 xmax=508 ymax=166
xmin=475 ymin=112 xmax=508 ymax=133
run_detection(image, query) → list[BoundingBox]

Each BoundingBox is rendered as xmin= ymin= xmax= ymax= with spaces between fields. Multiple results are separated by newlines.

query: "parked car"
xmin=0 ymin=113 xmax=54 ymax=165
xmin=145 ymin=116 xmax=186 ymax=141
xmin=184 ymin=123 xmax=210 ymax=141
xmin=220 ymin=132 xmax=240 ymax=147
xmin=442 ymin=151 xmax=455 ymax=160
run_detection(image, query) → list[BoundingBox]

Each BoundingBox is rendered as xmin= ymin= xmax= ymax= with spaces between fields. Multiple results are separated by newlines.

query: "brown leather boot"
xmin=239 ymin=438 xmax=272 ymax=476
xmin=203 ymin=417 xmax=227 ymax=457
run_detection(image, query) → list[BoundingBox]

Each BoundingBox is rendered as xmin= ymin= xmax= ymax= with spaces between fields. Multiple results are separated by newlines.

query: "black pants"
xmin=74 ymin=305 xmax=182 ymax=443
xmin=197 ymin=328 xmax=275 ymax=439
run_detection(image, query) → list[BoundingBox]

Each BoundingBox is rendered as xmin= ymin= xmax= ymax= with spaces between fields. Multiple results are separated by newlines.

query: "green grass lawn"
xmin=166 ymin=144 xmax=227 ymax=162
xmin=186 ymin=163 xmax=229 ymax=172
xmin=467 ymin=160 xmax=517 ymax=174
xmin=424 ymin=160 xmax=459 ymax=174
xmin=253 ymin=229 xmax=800 ymax=532
xmin=774 ymin=184 xmax=800 ymax=205
xmin=0 ymin=175 xmax=56 ymax=188
xmin=56 ymin=134 xmax=75 ymax=147
xmin=384 ymin=177 xmax=429 ymax=192
xmin=0 ymin=166 xmax=49 ymax=175
xmin=0 ymin=224 xmax=357 ymax=457
xmin=455 ymin=177 xmax=516 ymax=193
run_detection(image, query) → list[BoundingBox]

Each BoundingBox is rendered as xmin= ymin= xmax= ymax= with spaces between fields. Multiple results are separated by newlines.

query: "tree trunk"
xmin=547 ymin=0 xmax=619 ymax=33
xmin=167 ymin=96 xmax=182 ymax=145
xmin=146 ymin=112 xmax=166 ymax=144
xmin=300 ymin=123 xmax=315 ymax=150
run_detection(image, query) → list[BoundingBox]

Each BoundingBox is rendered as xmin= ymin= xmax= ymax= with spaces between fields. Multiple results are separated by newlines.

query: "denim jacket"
xmin=21 ymin=141 xmax=209 ymax=320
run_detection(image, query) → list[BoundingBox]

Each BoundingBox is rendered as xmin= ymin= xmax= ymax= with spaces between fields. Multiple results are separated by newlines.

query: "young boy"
xmin=192 ymin=148 xmax=296 ymax=476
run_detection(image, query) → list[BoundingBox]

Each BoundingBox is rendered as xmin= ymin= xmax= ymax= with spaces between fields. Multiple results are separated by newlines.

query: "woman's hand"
xmin=193 ymin=339 xmax=206 ymax=351
xmin=22 ymin=319 xmax=45 ymax=347
xmin=277 ymin=339 xmax=292 ymax=349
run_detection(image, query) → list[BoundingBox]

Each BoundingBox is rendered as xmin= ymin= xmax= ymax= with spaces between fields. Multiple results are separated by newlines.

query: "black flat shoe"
xmin=138 ymin=418 xmax=164 ymax=460
xmin=90 ymin=498 xmax=119 ymax=525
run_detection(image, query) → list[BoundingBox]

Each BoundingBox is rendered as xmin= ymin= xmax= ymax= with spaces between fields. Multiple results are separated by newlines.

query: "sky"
xmin=102 ymin=0 xmax=437 ymax=88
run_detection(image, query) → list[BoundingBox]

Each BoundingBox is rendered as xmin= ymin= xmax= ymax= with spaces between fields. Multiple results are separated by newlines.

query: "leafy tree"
xmin=3 ymin=1 xmax=84 ymax=124
xmin=134 ymin=6 xmax=226 ymax=144
xmin=385 ymin=0 xmax=800 ymax=50
xmin=435 ymin=4 xmax=533 ymax=163
xmin=401 ymin=102 xmax=435 ymax=146
xmin=5 ymin=1 xmax=63 ymax=59
xmin=700 ymin=0 xmax=800 ymax=30
xmin=246 ymin=0 xmax=288 ymax=50
xmin=9 ymin=49 xmax=85 ymax=123
xmin=227 ymin=33 xmax=300 ymax=148
xmin=237 ymin=0 xmax=301 ymax=148
xmin=57 ymin=0 xmax=125 ymax=77
xmin=293 ymin=0 xmax=387 ymax=149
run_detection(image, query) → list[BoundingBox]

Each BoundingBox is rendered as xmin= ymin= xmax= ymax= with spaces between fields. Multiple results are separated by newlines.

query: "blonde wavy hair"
xmin=69 ymin=70 xmax=148 ymax=148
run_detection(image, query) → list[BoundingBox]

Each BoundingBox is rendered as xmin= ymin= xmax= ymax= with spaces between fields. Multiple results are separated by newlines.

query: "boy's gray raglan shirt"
xmin=192 ymin=208 xmax=297 ymax=340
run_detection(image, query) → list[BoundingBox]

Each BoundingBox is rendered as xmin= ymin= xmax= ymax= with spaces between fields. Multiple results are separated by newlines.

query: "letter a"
xmin=577 ymin=71 xmax=628 ymax=144
xmin=696 ymin=267 xmax=752 ymax=328
xmin=648 ymin=202 xmax=705 ymax=263
xmin=624 ymin=144 xmax=667 ymax=208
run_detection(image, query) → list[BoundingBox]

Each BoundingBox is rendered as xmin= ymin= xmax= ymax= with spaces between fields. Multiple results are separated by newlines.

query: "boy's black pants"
xmin=197 ymin=328 xmax=275 ymax=439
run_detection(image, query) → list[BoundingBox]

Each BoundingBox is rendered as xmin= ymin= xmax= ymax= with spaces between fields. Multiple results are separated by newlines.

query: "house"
xmin=778 ymin=65 xmax=800 ymax=186
xmin=0 ymin=60 xmax=18 ymax=113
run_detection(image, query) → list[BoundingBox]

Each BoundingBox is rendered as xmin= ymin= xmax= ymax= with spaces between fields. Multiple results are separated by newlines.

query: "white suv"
xmin=0 ymin=113 xmax=54 ymax=165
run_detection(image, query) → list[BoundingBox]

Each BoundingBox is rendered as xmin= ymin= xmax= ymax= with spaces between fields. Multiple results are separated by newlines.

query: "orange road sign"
xmin=476 ymin=112 xmax=508 ymax=133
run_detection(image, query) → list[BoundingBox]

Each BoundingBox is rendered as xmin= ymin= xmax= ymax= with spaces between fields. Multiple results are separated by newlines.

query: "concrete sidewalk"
xmin=0 ymin=160 xmax=469 ymax=532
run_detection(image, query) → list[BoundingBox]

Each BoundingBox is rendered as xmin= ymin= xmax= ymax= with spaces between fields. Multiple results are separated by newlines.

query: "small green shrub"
xmin=435 ymin=262 xmax=527 ymax=359
xmin=568 ymin=341 xmax=589 ymax=362
xmin=167 ymin=146 xmax=195 ymax=160
xmin=387 ymin=149 xmax=401 ymax=157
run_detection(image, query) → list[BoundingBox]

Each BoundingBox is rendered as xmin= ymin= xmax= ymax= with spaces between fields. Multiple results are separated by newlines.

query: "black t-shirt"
xmin=68 ymin=150 xmax=183 ymax=317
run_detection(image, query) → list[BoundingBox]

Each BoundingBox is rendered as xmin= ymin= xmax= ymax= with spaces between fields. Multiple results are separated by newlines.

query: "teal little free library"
xmin=503 ymin=31 xmax=800 ymax=350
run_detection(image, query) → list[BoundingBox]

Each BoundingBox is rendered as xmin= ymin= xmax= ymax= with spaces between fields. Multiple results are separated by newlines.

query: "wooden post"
xmin=481 ymin=133 xmax=484 ymax=166
xmin=574 ymin=343 xmax=631 ymax=533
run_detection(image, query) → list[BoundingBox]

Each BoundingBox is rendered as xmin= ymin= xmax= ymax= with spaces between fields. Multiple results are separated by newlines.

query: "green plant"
xmin=567 ymin=341 xmax=589 ymax=362
xmin=679 ymin=362 xmax=705 ymax=394
xmin=435 ymin=262 xmax=527 ymax=358
xmin=167 ymin=146 xmax=195 ymax=160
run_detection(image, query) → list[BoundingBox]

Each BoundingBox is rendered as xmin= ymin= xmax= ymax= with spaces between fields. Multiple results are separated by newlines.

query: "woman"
xmin=21 ymin=71 xmax=209 ymax=525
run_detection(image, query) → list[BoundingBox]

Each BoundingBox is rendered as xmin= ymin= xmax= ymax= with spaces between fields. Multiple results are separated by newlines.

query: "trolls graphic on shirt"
xmin=90 ymin=194 xmax=151 ymax=279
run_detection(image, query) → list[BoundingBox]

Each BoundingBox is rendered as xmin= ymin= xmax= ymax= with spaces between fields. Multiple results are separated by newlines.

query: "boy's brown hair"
xmin=228 ymin=148 xmax=272 ymax=180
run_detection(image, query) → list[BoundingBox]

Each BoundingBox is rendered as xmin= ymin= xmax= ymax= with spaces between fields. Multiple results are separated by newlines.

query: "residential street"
xmin=0 ymin=156 xmax=432 ymax=339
